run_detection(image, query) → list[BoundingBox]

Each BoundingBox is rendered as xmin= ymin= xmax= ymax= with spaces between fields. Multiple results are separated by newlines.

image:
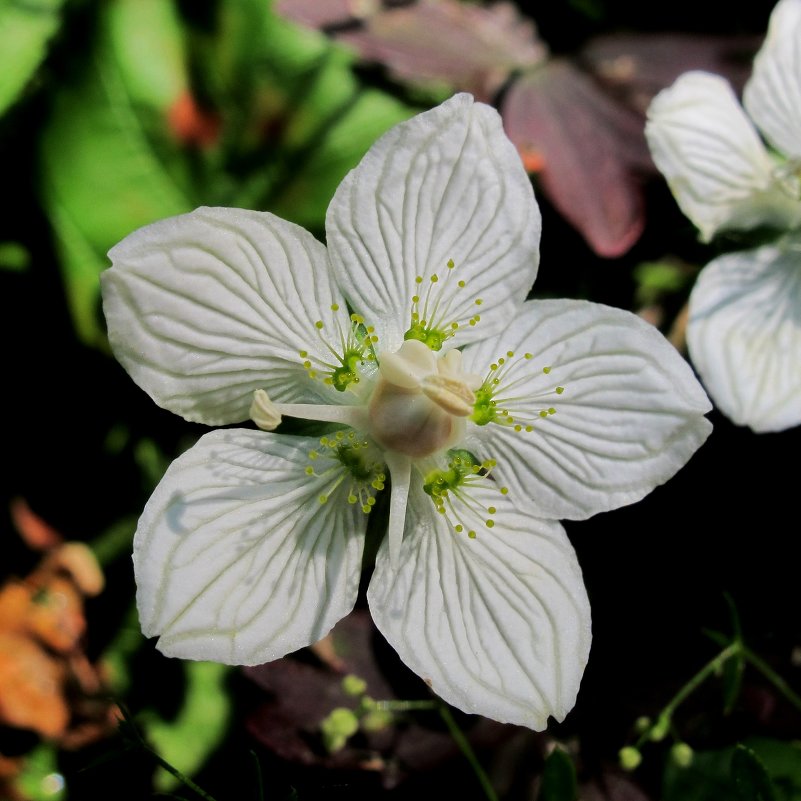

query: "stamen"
xmin=305 ymin=433 xmax=387 ymax=516
xmin=471 ymin=354 xmax=565 ymax=430
xmin=422 ymin=450 xmax=506 ymax=538
xmin=299 ymin=304 xmax=378 ymax=392
xmin=403 ymin=259 xmax=484 ymax=350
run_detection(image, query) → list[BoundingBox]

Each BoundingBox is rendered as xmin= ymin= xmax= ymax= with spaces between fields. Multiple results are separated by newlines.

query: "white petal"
xmin=687 ymin=241 xmax=801 ymax=432
xmin=646 ymin=72 xmax=800 ymax=241
xmin=326 ymin=93 xmax=540 ymax=350
xmin=134 ymin=429 xmax=367 ymax=665
xmin=744 ymin=0 xmax=801 ymax=160
xmin=368 ymin=483 xmax=590 ymax=729
xmin=462 ymin=300 xmax=712 ymax=520
xmin=102 ymin=207 xmax=346 ymax=425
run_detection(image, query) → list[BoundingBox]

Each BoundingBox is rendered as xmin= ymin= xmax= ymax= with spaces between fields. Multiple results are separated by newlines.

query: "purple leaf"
xmin=282 ymin=0 xmax=547 ymax=102
xmin=243 ymin=610 xmax=515 ymax=786
xmin=274 ymin=0 xmax=367 ymax=30
xmin=501 ymin=60 xmax=648 ymax=258
xmin=581 ymin=32 xmax=758 ymax=113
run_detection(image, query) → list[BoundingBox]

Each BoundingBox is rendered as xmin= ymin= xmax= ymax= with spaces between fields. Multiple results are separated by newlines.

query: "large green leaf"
xmin=732 ymin=745 xmax=777 ymax=801
xmin=106 ymin=0 xmax=187 ymax=110
xmin=218 ymin=11 xmax=413 ymax=224
xmin=40 ymin=1 xmax=193 ymax=347
xmin=0 ymin=0 xmax=66 ymax=116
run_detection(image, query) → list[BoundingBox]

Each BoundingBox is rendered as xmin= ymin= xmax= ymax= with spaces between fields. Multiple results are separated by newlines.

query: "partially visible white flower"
xmin=646 ymin=0 xmax=801 ymax=432
xmin=102 ymin=94 xmax=712 ymax=730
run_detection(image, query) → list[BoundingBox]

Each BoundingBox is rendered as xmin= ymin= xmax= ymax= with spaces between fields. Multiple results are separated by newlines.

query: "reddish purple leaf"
xmin=276 ymin=2 xmax=759 ymax=258
xmin=243 ymin=610 xmax=517 ymax=787
xmin=275 ymin=0 xmax=369 ymax=30
xmin=582 ymin=33 xmax=759 ymax=113
xmin=283 ymin=0 xmax=547 ymax=102
xmin=502 ymin=60 xmax=648 ymax=258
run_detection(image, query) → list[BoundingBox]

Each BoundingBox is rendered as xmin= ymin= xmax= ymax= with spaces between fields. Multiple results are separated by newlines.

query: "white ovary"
xmin=368 ymin=340 xmax=481 ymax=458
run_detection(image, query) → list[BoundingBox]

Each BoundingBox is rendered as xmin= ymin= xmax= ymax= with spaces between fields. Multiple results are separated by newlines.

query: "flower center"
xmin=368 ymin=340 xmax=481 ymax=459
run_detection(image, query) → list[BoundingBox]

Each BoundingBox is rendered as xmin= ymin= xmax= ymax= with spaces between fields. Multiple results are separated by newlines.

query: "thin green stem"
xmin=375 ymin=699 xmax=498 ymax=800
xmin=664 ymin=643 xmax=740 ymax=718
xmin=250 ymin=750 xmax=264 ymax=801
xmin=438 ymin=704 xmax=499 ymax=801
xmin=148 ymin=750 xmax=219 ymax=801
xmin=376 ymin=700 xmax=438 ymax=712
xmin=636 ymin=642 xmax=740 ymax=748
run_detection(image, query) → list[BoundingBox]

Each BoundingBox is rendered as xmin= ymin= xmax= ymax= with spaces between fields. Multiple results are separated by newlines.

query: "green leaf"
xmin=0 ymin=241 xmax=31 ymax=271
xmin=265 ymin=88 xmax=414 ymax=230
xmin=633 ymin=260 xmax=692 ymax=305
xmin=538 ymin=748 xmax=578 ymax=801
xmin=13 ymin=743 xmax=65 ymax=801
xmin=40 ymin=2 xmax=194 ymax=347
xmin=0 ymin=0 xmax=66 ymax=116
xmin=106 ymin=0 xmax=188 ymax=110
xmin=733 ymin=746 xmax=777 ymax=801
xmin=664 ymin=739 xmax=801 ymax=801
xmin=145 ymin=661 xmax=232 ymax=792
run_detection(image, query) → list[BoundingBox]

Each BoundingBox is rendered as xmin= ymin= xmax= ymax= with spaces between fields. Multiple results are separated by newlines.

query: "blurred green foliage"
xmin=0 ymin=0 xmax=67 ymax=115
xmin=7 ymin=0 xmax=413 ymax=347
xmin=664 ymin=739 xmax=801 ymax=801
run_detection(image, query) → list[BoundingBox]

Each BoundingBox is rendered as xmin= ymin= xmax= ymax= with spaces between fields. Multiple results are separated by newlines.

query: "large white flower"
xmin=645 ymin=0 xmax=801 ymax=432
xmin=102 ymin=94 xmax=711 ymax=730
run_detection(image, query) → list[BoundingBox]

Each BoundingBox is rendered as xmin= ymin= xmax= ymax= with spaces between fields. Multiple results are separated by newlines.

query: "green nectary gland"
xmin=335 ymin=443 xmax=375 ymax=481
xmin=423 ymin=449 xmax=480 ymax=502
xmin=403 ymin=323 xmax=448 ymax=351
xmin=470 ymin=385 xmax=497 ymax=426
xmin=331 ymin=350 xmax=363 ymax=392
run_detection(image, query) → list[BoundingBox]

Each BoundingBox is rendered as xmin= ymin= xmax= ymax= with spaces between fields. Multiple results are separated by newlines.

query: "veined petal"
xmin=687 ymin=240 xmax=801 ymax=432
xmin=368 ymin=482 xmax=590 ymax=729
xmin=646 ymin=72 xmax=801 ymax=241
xmin=462 ymin=300 xmax=712 ymax=520
xmin=134 ymin=429 xmax=367 ymax=665
xmin=102 ymin=207 xmax=346 ymax=425
xmin=326 ymin=93 xmax=540 ymax=350
xmin=744 ymin=0 xmax=801 ymax=160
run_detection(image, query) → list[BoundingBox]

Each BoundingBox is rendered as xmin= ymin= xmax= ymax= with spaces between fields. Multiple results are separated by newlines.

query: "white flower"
xmin=102 ymin=94 xmax=711 ymax=730
xmin=645 ymin=0 xmax=801 ymax=432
